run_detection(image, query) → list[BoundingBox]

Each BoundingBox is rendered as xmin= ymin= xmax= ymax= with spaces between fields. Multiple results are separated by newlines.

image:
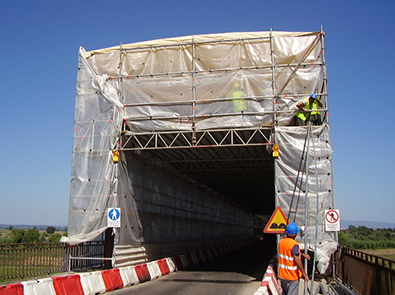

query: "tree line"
xmin=0 ymin=226 xmax=67 ymax=244
xmin=339 ymin=225 xmax=395 ymax=249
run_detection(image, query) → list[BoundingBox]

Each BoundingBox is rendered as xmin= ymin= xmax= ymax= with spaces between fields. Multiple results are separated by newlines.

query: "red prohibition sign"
xmin=326 ymin=210 xmax=339 ymax=223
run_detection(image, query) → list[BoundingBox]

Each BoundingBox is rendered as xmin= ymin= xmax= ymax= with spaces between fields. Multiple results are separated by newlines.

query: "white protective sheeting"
xmin=63 ymin=31 xmax=336 ymax=271
xmin=83 ymin=31 xmax=326 ymax=131
xmin=274 ymin=125 xmax=337 ymax=273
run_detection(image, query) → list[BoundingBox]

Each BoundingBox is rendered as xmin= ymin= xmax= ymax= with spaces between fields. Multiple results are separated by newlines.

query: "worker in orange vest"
xmin=278 ymin=223 xmax=311 ymax=295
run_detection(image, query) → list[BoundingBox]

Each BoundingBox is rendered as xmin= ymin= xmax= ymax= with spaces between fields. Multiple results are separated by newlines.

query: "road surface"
xmin=110 ymin=237 xmax=276 ymax=295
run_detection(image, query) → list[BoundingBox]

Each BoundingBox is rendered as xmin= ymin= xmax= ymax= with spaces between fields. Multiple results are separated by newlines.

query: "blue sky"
xmin=0 ymin=1 xmax=394 ymax=226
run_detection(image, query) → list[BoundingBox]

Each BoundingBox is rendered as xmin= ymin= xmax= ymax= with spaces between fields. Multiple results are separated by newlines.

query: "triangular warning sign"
xmin=264 ymin=206 xmax=289 ymax=234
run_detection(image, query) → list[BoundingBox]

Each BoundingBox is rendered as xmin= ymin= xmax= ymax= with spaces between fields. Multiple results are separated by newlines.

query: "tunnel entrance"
xmin=121 ymin=127 xmax=275 ymax=217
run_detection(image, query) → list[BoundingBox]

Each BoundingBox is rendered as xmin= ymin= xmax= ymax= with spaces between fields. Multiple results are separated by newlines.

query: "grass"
xmin=360 ymin=248 xmax=395 ymax=261
xmin=0 ymin=229 xmax=67 ymax=243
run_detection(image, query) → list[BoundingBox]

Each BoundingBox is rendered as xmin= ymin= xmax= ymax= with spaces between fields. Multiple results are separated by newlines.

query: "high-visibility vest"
xmin=311 ymin=100 xmax=321 ymax=115
xmin=232 ymin=90 xmax=246 ymax=112
xmin=295 ymin=99 xmax=318 ymax=121
xmin=278 ymin=237 xmax=302 ymax=281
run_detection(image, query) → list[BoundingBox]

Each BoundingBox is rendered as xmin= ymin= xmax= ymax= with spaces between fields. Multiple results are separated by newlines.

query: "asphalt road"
xmin=110 ymin=237 xmax=277 ymax=295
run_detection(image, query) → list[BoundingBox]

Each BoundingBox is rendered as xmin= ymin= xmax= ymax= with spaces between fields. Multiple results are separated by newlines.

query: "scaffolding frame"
xmin=65 ymin=30 xmax=336 ymax=272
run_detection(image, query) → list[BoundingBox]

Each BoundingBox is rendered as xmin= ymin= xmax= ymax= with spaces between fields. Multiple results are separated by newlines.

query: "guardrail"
xmin=0 ymin=241 xmax=105 ymax=283
xmin=335 ymin=246 xmax=395 ymax=295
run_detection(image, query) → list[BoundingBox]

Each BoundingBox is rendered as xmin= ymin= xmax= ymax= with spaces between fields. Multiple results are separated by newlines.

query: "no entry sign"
xmin=325 ymin=209 xmax=340 ymax=231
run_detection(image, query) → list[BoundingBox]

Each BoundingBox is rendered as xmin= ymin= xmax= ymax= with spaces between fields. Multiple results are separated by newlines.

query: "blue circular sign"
xmin=109 ymin=208 xmax=120 ymax=220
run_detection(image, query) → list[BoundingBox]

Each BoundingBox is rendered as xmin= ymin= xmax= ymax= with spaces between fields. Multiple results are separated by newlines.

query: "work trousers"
xmin=280 ymin=278 xmax=300 ymax=295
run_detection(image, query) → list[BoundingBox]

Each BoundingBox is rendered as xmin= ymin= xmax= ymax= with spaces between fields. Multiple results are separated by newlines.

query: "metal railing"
xmin=0 ymin=241 xmax=105 ymax=283
xmin=335 ymin=246 xmax=395 ymax=295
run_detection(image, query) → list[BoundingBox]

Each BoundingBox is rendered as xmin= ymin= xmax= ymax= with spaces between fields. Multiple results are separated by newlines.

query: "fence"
xmin=335 ymin=246 xmax=395 ymax=295
xmin=0 ymin=241 xmax=105 ymax=283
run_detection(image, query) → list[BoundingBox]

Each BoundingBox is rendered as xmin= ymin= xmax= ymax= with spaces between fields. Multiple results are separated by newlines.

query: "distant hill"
xmin=341 ymin=220 xmax=395 ymax=229
xmin=0 ymin=224 xmax=67 ymax=231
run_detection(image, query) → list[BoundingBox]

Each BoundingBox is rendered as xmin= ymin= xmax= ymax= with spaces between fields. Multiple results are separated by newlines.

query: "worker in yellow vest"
xmin=278 ymin=223 xmax=310 ymax=295
xmin=232 ymin=82 xmax=246 ymax=112
xmin=293 ymin=94 xmax=323 ymax=126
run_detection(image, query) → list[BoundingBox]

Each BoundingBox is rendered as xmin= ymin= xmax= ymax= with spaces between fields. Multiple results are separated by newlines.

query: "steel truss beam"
xmin=121 ymin=127 xmax=273 ymax=151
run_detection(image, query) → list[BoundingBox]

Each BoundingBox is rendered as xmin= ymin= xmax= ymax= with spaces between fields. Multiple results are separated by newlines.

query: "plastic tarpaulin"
xmin=62 ymin=31 xmax=335 ymax=271
xmin=83 ymin=31 xmax=326 ymax=131
xmin=274 ymin=125 xmax=337 ymax=273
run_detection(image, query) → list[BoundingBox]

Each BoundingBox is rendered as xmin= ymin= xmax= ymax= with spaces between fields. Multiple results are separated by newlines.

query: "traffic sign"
xmin=264 ymin=206 xmax=288 ymax=234
xmin=108 ymin=208 xmax=121 ymax=228
xmin=325 ymin=209 xmax=340 ymax=231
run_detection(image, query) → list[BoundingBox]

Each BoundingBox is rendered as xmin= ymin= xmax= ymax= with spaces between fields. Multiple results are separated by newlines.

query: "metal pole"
xmin=270 ymin=28 xmax=277 ymax=128
xmin=310 ymin=125 xmax=320 ymax=293
xmin=191 ymin=36 xmax=197 ymax=144
xmin=319 ymin=26 xmax=329 ymax=125
xmin=270 ymin=28 xmax=280 ymax=280
xmin=68 ymin=253 xmax=71 ymax=272
xmin=304 ymin=122 xmax=311 ymax=295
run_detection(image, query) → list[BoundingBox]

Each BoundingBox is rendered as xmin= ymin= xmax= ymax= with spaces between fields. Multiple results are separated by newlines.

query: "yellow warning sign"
xmin=264 ymin=206 xmax=288 ymax=234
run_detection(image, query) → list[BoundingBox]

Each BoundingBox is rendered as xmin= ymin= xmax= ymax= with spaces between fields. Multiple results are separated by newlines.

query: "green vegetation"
xmin=0 ymin=227 xmax=67 ymax=244
xmin=339 ymin=225 xmax=395 ymax=250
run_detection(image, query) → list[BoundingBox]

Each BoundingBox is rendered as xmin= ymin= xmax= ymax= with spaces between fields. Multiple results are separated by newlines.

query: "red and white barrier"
xmin=22 ymin=278 xmax=57 ymax=295
xmin=119 ymin=266 xmax=139 ymax=287
xmin=0 ymin=283 xmax=24 ymax=295
xmin=79 ymin=271 xmax=106 ymax=295
xmin=157 ymin=259 xmax=171 ymax=276
xmin=52 ymin=274 xmax=84 ymax=295
xmin=147 ymin=261 xmax=162 ymax=280
xmin=134 ymin=263 xmax=151 ymax=283
xmin=254 ymin=265 xmax=280 ymax=295
xmin=0 ymin=242 xmax=247 ymax=295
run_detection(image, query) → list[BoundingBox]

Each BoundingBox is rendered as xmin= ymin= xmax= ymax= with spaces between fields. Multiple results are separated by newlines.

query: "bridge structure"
xmin=62 ymin=30 xmax=337 ymax=274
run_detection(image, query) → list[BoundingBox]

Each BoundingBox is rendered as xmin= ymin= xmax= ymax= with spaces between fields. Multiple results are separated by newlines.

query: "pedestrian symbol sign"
xmin=264 ymin=206 xmax=288 ymax=234
xmin=108 ymin=208 xmax=121 ymax=228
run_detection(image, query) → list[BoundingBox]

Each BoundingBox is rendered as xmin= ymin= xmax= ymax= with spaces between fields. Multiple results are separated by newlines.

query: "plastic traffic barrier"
xmin=254 ymin=266 xmax=280 ymax=295
xmin=101 ymin=269 xmax=123 ymax=292
xmin=184 ymin=253 xmax=194 ymax=266
xmin=192 ymin=252 xmax=203 ymax=264
xmin=52 ymin=274 xmax=84 ymax=295
xmin=0 ymin=283 xmax=24 ymax=295
xmin=157 ymin=259 xmax=170 ymax=275
xmin=165 ymin=257 xmax=176 ymax=273
xmin=119 ymin=266 xmax=139 ymax=286
xmin=147 ymin=261 xmax=161 ymax=280
xmin=135 ymin=264 xmax=151 ymax=283
xmin=79 ymin=271 xmax=106 ymax=295
xmin=265 ymin=267 xmax=279 ymax=295
xmin=172 ymin=256 xmax=184 ymax=270
xmin=179 ymin=255 xmax=189 ymax=268
xmin=22 ymin=278 xmax=56 ymax=295
xmin=210 ymin=248 xmax=218 ymax=257
xmin=254 ymin=281 xmax=270 ymax=295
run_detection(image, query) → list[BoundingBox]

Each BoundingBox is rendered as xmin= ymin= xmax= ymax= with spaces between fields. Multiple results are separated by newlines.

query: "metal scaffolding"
xmin=64 ymin=29 xmax=337 ymax=271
